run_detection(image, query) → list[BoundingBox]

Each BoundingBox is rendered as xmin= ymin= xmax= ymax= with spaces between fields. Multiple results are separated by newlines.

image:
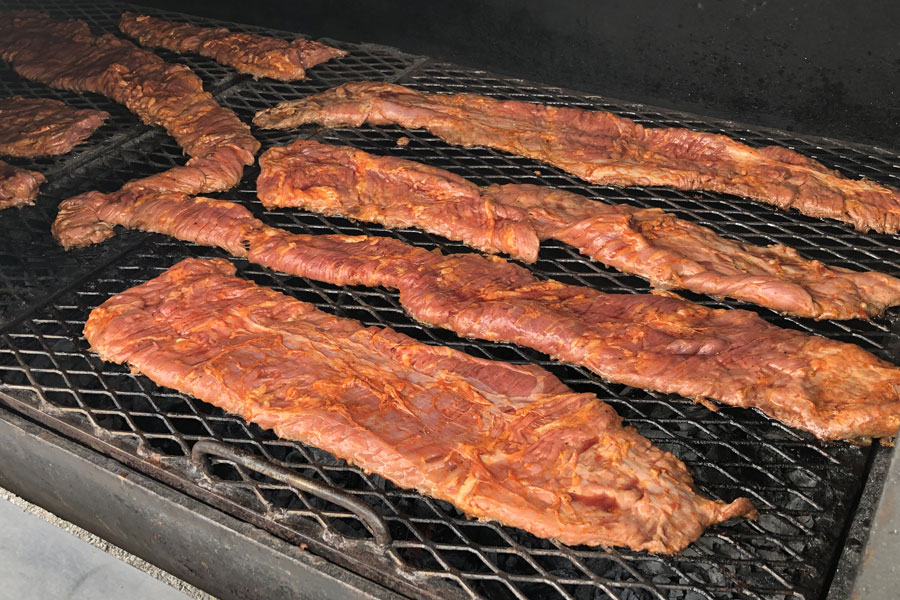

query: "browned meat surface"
xmin=0 ymin=11 xmax=257 ymax=164
xmin=85 ymin=257 xmax=755 ymax=552
xmin=0 ymin=159 xmax=44 ymax=210
xmin=0 ymin=97 xmax=107 ymax=157
xmin=120 ymin=12 xmax=347 ymax=81
xmin=258 ymin=140 xmax=900 ymax=320
xmin=254 ymin=82 xmax=900 ymax=234
xmin=0 ymin=10 xmax=259 ymax=222
xmin=258 ymin=140 xmax=542 ymax=260
xmin=55 ymin=190 xmax=900 ymax=441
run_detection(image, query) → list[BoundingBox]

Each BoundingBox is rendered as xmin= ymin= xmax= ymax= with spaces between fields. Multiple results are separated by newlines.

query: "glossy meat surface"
xmin=0 ymin=10 xmax=258 ymax=223
xmin=85 ymin=257 xmax=755 ymax=552
xmin=254 ymin=82 xmax=900 ymax=233
xmin=56 ymin=191 xmax=900 ymax=441
xmin=0 ymin=159 xmax=44 ymax=210
xmin=258 ymin=140 xmax=542 ymax=260
xmin=120 ymin=12 xmax=347 ymax=81
xmin=0 ymin=97 xmax=107 ymax=157
xmin=258 ymin=140 xmax=900 ymax=319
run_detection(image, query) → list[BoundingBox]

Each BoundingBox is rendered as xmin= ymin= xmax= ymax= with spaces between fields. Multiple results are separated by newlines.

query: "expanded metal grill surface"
xmin=1 ymin=1 xmax=899 ymax=599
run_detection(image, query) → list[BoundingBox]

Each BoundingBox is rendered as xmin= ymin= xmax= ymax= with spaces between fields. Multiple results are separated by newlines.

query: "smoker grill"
xmin=1 ymin=1 xmax=898 ymax=598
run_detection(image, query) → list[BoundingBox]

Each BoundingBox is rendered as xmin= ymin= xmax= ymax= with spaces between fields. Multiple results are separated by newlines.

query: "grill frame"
xmin=0 ymin=1 xmax=899 ymax=599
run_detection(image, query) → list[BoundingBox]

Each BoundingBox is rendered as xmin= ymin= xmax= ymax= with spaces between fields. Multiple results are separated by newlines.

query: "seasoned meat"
xmin=258 ymin=140 xmax=900 ymax=319
xmin=258 ymin=140 xmax=543 ymax=260
xmin=254 ymin=82 xmax=900 ymax=234
xmin=120 ymin=12 xmax=347 ymax=81
xmin=0 ymin=97 xmax=107 ymax=157
xmin=0 ymin=159 xmax=44 ymax=210
xmin=0 ymin=10 xmax=258 ymax=210
xmin=85 ymin=257 xmax=755 ymax=552
xmin=55 ymin=191 xmax=900 ymax=441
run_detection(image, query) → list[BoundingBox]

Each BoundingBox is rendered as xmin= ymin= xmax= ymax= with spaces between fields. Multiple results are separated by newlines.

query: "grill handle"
xmin=190 ymin=439 xmax=392 ymax=548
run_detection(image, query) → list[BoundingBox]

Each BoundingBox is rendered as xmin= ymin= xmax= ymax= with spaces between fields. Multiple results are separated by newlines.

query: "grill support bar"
xmin=191 ymin=439 xmax=393 ymax=548
xmin=0 ymin=405 xmax=403 ymax=600
xmin=1 ymin=1 xmax=897 ymax=597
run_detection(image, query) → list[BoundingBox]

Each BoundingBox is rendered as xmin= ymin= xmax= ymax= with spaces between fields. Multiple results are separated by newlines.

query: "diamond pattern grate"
xmin=1 ymin=2 xmax=899 ymax=600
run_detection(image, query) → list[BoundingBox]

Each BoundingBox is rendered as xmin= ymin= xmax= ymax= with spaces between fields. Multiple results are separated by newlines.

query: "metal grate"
xmin=0 ymin=0 xmax=424 ymax=324
xmin=0 ymin=0 xmax=249 ymax=324
xmin=1 ymin=2 xmax=899 ymax=599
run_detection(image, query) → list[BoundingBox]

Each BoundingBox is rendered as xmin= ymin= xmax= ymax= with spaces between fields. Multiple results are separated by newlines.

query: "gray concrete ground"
xmin=0 ymin=487 xmax=213 ymax=600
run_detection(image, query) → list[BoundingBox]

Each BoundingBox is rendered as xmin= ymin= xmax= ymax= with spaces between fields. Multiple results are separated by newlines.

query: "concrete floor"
xmin=0 ymin=488 xmax=213 ymax=600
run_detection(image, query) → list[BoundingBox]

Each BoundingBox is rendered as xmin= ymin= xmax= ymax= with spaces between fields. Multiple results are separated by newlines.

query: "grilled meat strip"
xmin=55 ymin=191 xmax=900 ymax=441
xmin=254 ymin=82 xmax=900 ymax=234
xmin=120 ymin=12 xmax=347 ymax=81
xmin=0 ymin=94 xmax=107 ymax=212
xmin=0 ymin=97 xmax=107 ymax=157
xmin=0 ymin=159 xmax=44 ymax=210
xmin=258 ymin=140 xmax=900 ymax=320
xmin=0 ymin=10 xmax=259 ymax=217
xmin=85 ymin=257 xmax=755 ymax=552
xmin=258 ymin=140 xmax=543 ymax=259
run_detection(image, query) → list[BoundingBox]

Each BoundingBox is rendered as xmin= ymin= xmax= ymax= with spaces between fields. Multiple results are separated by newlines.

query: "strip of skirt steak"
xmin=85 ymin=257 xmax=755 ymax=552
xmin=0 ymin=10 xmax=258 ymax=205
xmin=56 ymin=191 xmax=900 ymax=441
xmin=257 ymin=140 xmax=900 ymax=319
xmin=120 ymin=12 xmax=347 ymax=81
xmin=0 ymin=97 xmax=107 ymax=157
xmin=0 ymin=159 xmax=44 ymax=210
xmin=253 ymin=82 xmax=900 ymax=234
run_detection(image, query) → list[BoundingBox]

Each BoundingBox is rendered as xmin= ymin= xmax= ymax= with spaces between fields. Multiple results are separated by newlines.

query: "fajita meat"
xmin=120 ymin=12 xmax=347 ymax=81
xmin=84 ymin=257 xmax=756 ymax=552
xmin=254 ymin=82 xmax=900 ymax=234
xmin=0 ymin=97 xmax=107 ymax=157
xmin=0 ymin=10 xmax=259 ymax=208
xmin=55 ymin=190 xmax=900 ymax=441
xmin=0 ymin=159 xmax=44 ymax=210
xmin=0 ymin=96 xmax=107 ymax=211
xmin=258 ymin=140 xmax=900 ymax=319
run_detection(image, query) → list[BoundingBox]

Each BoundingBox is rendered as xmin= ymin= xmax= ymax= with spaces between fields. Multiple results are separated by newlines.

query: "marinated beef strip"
xmin=0 ymin=97 xmax=107 ymax=157
xmin=254 ymin=82 xmax=900 ymax=234
xmin=55 ymin=191 xmax=900 ymax=441
xmin=258 ymin=140 xmax=543 ymax=260
xmin=0 ymin=159 xmax=44 ymax=210
xmin=85 ymin=257 xmax=755 ymax=552
xmin=120 ymin=12 xmax=347 ymax=81
xmin=258 ymin=140 xmax=900 ymax=320
xmin=0 ymin=10 xmax=259 ymax=224
xmin=0 ymin=96 xmax=106 ymax=211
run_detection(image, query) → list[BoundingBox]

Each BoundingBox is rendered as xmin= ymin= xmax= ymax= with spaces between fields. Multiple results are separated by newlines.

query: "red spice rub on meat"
xmin=0 ymin=95 xmax=107 ymax=211
xmin=120 ymin=12 xmax=347 ymax=81
xmin=85 ymin=257 xmax=755 ymax=552
xmin=258 ymin=140 xmax=543 ymax=259
xmin=254 ymin=82 xmax=900 ymax=234
xmin=258 ymin=140 xmax=900 ymax=320
xmin=55 ymin=191 xmax=900 ymax=441
xmin=0 ymin=97 xmax=107 ymax=157
xmin=0 ymin=159 xmax=44 ymax=210
xmin=0 ymin=10 xmax=259 ymax=209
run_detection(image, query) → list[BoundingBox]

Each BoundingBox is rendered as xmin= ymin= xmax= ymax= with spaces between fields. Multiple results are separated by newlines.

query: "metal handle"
xmin=190 ymin=439 xmax=391 ymax=548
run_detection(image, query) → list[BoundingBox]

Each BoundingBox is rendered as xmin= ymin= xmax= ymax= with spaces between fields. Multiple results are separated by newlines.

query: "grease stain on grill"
xmin=0 ymin=0 xmax=898 ymax=598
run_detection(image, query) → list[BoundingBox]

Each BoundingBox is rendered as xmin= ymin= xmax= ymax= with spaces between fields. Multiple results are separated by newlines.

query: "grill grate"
xmin=1 ymin=2 xmax=899 ymax=599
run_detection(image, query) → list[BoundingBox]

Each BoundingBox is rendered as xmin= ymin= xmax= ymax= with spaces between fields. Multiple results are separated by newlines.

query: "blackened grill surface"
xmin=0 ymin=1 xmax=898 ymax=599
